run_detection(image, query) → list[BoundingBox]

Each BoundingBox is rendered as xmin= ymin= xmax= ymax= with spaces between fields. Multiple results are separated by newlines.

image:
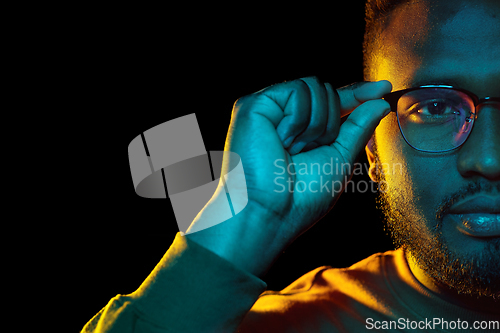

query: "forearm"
xmin=82 ymin=232 xmax=267 ymax=333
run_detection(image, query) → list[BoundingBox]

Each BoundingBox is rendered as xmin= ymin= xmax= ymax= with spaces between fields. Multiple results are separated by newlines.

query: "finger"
xmin=262 ymin=79 xmax=312 ymax=148
xmin=288 ymin=77 xmax=329 ymax=155
xmin=336 ymin=80 xmax=392 ymax=117
xmin=330 ymin=99 xmax=391 ymax=167
xmin=306 ymin=82 xmax=341 ymax=148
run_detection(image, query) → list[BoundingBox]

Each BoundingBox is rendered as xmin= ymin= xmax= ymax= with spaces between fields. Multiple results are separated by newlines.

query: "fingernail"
xmin=289 ymin=141 xmax=307 ymax=155
xmin=283 ymin=136 xmax=294 ymax=148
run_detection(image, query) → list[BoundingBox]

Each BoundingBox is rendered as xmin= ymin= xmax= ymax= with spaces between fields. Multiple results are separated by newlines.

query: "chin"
xmin=407 ymin=230 xmax=500 ymax=299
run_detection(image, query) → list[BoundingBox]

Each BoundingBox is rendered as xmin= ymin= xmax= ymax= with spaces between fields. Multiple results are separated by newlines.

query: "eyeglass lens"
xmin=396 ymin=88 xmax=476 ymax=152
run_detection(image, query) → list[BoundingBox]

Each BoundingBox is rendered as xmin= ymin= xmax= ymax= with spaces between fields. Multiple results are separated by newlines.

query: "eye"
xmin=411 ymin=100 xmax=459 ymax=117
xmin=421 ymin=101 xmax=450 ymax=115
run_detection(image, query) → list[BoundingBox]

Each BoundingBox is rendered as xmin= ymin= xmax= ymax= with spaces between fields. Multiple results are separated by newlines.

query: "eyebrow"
xmin=410 ymin=78 xmax=467 ymax=89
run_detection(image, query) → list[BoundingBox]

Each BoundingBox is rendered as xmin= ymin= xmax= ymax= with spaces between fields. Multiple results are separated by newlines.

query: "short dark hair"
xmin=363 ymin=0 xmax=409 ymax=80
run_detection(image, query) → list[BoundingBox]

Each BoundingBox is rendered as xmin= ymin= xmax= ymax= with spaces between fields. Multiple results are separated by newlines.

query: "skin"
xmin=365 ymin=0 xmax=500 ymax=311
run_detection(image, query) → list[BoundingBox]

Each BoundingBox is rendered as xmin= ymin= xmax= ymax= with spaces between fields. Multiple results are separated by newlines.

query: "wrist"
xmin=184 ymin=192 xmax=288 ymax=277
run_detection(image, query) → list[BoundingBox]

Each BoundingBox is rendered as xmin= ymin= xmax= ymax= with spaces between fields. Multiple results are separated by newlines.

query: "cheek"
xmin=375 ymin=113 xmax=411 ymax=189
xmin=374 ymin=113 xmax=452 ymax=221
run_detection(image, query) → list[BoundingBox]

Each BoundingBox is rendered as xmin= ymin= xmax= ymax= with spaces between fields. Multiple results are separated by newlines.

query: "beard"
xmin=373 ymin=142 xmax=500 ymax=300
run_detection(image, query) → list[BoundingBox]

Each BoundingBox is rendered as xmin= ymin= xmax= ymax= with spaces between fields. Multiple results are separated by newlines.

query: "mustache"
xmin=436 ymin=181 xmax=500 ymax=222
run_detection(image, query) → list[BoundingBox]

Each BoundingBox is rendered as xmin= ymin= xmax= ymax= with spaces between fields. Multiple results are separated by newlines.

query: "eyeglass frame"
xmin=382 ymin=84 xmax=500 ymax=153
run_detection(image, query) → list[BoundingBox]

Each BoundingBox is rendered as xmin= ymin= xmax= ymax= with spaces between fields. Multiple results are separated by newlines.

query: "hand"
xmin=186 ymin=77 xmax=392 ymax=277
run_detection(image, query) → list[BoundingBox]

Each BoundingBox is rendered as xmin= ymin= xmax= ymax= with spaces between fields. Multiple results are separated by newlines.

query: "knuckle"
xmin=327 ymin=83 xmax=341 ymax=106
xmin=232 ymin=94 xmax=258 ymax=117
xmin=292 ymin=78 xmax=310 ymax=92
xmin=344 ymin=116 xmax=365 ymax=131
xmin=298 ymin=76 xmax=324 ymax=92
xmin=233 ymin=94 xmax=250 ymax=109
xmin=331 ymin=142 xmax=353 ymax=170
xmin=300 ymin=75 xmax=322 ymax=84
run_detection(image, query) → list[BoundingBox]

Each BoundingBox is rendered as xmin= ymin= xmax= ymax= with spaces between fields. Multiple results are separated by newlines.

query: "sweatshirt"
xmin=82 ymin=232 xmax=500 ymax=332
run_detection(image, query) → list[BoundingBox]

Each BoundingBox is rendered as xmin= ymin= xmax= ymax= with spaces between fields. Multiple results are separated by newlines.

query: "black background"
xmin=68 ymin=2 xmax=394 ymax=331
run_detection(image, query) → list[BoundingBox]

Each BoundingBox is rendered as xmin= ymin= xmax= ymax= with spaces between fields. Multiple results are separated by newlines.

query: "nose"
xmin=457 ymin=103 xmax=500 ymax=181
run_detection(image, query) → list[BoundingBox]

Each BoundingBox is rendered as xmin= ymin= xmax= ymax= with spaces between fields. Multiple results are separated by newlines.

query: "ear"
xmin=365 ymin=136 xmax=378 ymax=183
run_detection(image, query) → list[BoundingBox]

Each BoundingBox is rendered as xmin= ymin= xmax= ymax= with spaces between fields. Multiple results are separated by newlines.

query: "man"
xmin=83 ymin=0 xmax=499 ymax=331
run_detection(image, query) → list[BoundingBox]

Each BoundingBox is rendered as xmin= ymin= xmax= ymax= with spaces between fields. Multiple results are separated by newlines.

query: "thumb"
xmin=330 ymin=98 xmax=391 ymax=166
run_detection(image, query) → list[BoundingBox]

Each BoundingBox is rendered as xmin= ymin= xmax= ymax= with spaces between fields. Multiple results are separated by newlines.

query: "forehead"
xmin=376 ymin=0 xmax=500 ymax=97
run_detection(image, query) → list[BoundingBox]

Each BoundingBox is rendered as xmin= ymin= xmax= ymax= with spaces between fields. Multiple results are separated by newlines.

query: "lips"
xmin=446 ymin=194 xmax=500 ymax=238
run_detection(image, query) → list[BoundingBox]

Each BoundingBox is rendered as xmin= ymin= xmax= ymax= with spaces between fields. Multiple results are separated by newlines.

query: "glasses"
xmin=383 ymin=85 xmax=500 ymax=153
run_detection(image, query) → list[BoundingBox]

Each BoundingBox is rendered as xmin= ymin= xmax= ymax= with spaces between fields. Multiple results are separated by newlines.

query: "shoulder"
xmin=239 ymin=249 xmax=404 ymax=331
xmin=265 ymin=249 xmax=402 ymax=298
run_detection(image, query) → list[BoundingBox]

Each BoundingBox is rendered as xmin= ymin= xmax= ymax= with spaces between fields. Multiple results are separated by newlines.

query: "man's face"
xmin=368 ymin=0 xmax=500 ymax=298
